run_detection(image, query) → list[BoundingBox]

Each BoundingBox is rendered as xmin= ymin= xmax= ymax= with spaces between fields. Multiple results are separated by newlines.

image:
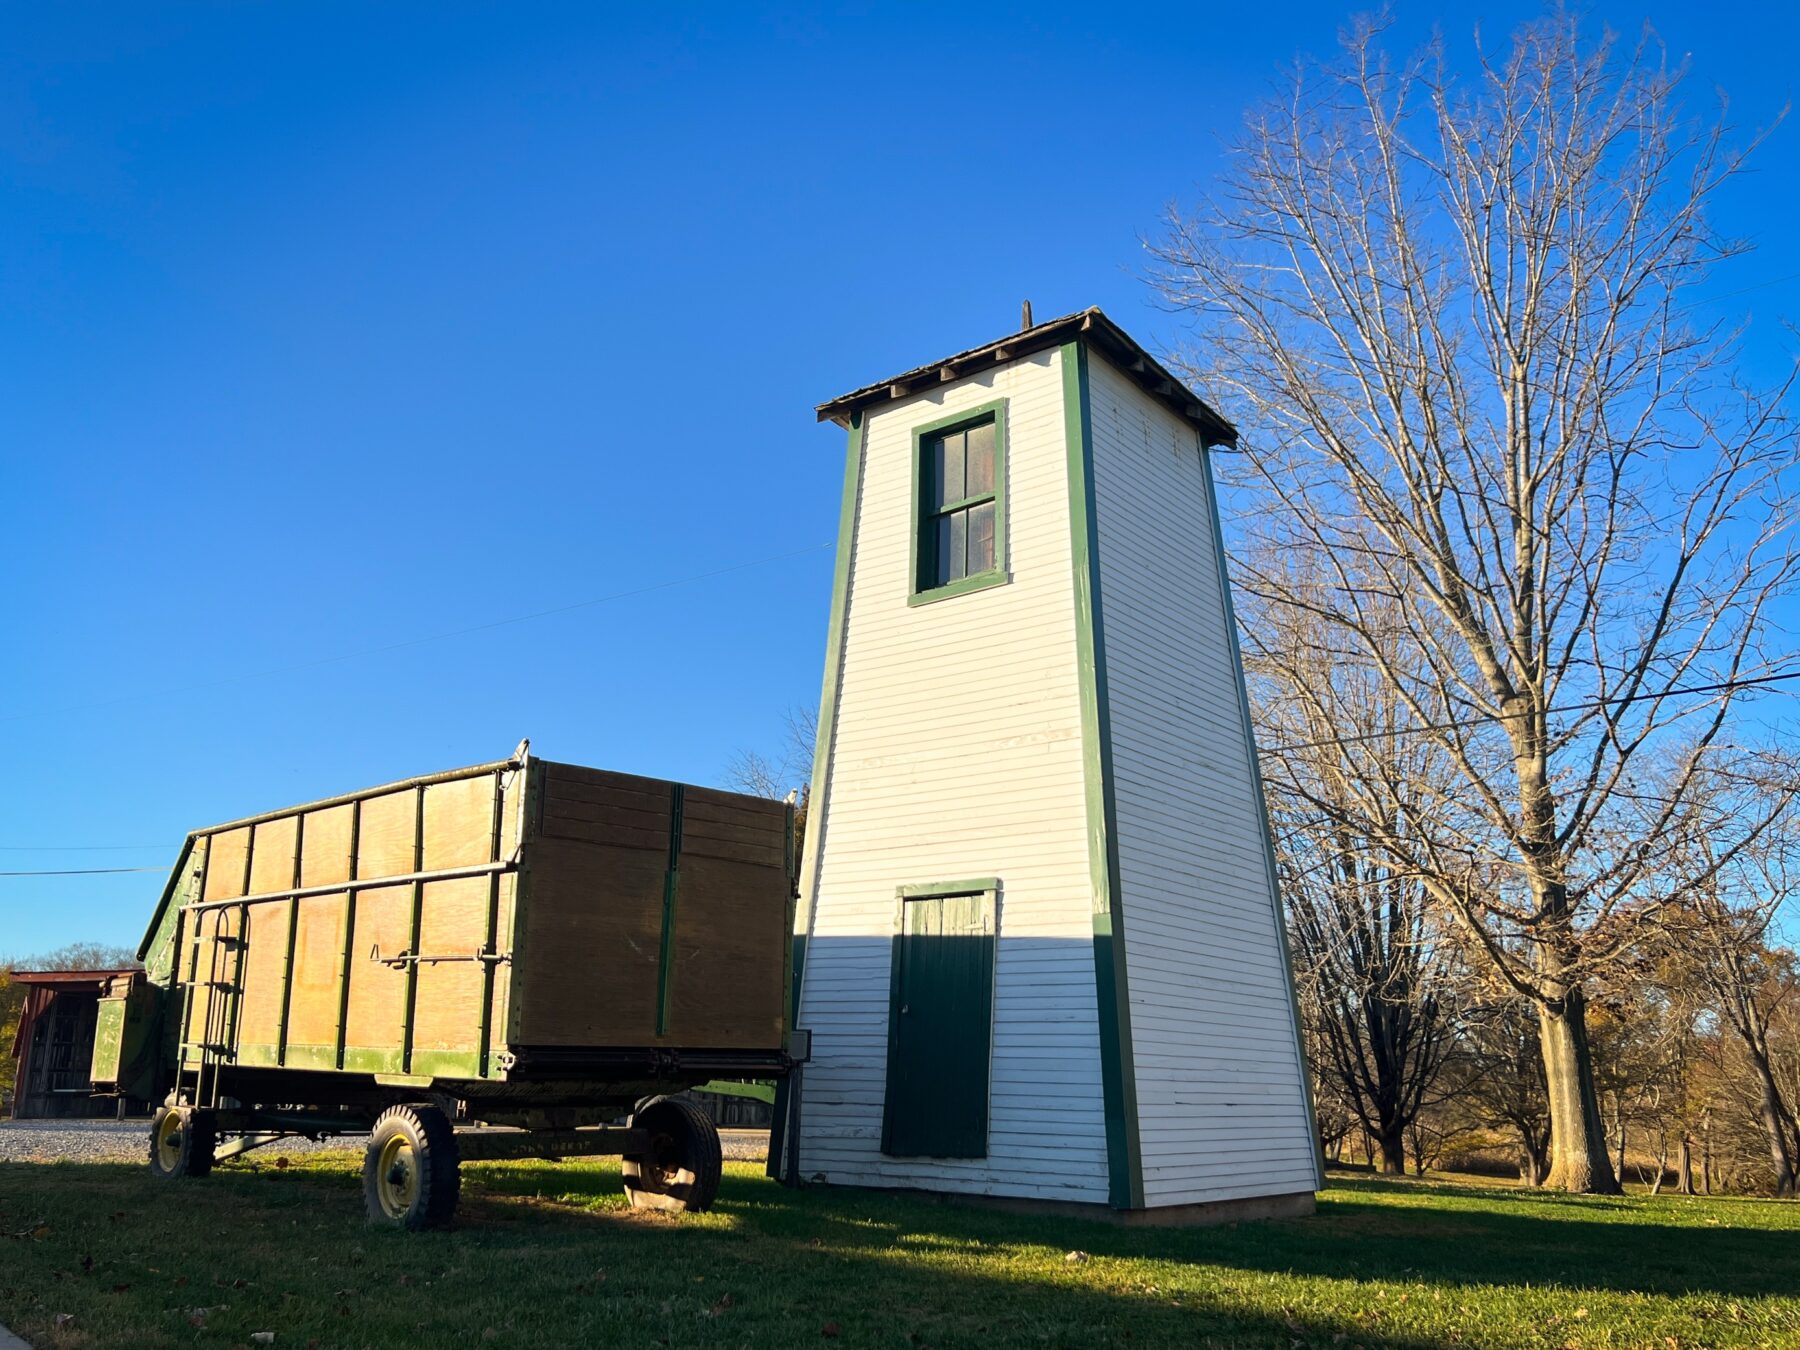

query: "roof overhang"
xmin=10 ymin=969 xmax=134 ymax=986
xmin=814 ymin=306 xmax=1237 ymax=448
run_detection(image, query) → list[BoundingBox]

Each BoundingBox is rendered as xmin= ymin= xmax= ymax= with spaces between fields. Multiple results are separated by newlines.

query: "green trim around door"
xmin=1061 ymin=339 xmax=1144 ymax=1210
xmin=908 ymin=398 xmax=1010 ymax=606
xmin=897 ymin=877 xmax=1000 ymax=899
xmin=882 ymin=884 xmax=998 ymax=1159
xmin=1194 ymin=438 xmax=1329 ymax=1192
xmin=770 ymin=410 xmax=868 ymax=1186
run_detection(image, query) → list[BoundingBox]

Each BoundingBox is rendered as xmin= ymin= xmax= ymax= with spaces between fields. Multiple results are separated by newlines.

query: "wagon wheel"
xmin=148 ymin=1105 xmax=216 ymax=1179
xmin=622 ymin=1096 xmax=722 ymax=1213
xmin=363 ymin=1104 xmax=461 ymax=1230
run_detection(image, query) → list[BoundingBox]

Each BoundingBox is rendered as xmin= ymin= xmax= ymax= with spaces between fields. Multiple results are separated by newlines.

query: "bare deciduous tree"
xmin=1257 ymin=576 xmax=1462 ymax=1174
xmin=1665 ymin=761 xmax=1800 ymax=1194
xmin=1153 ymin=12 xmax=1798 ymax=1191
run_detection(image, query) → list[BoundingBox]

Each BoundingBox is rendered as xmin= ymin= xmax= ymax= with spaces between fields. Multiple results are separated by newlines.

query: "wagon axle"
xmin=143 ymin=1094 xmax=723 ymax=1229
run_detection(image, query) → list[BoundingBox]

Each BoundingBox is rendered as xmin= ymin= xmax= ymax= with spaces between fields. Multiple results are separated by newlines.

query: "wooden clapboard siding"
xmin=1086 ymin=350 xmax=1319 ymax=1205
xmin=794 ymin=352 xmax=1111 ymax=1204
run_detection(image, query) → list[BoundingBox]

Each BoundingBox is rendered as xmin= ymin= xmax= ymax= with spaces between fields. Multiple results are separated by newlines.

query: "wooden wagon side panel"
xmin=284 ymin=893 xmax=348 ymax=1070
xmin=509 ymin=764 xmax=673 ymax=1047
xmin=512 ymin=838 xmax=667 ymax=1046
xmin=235 ymin=898 xmax=291 ymax=1067
xmin=410 ymin=874 xmax=491 ymax=1076
xmin=667 ymin=789 xmax=790 ymax=1050
xmin=356 ymin=791 xmax=416 ymax=879
xmin=300 ymin=804 xmax=355 ymax=887
xmin=343 ymin=882 xmax=411 ymax=1073
xmin=248 ymin=816 xmax=298 ymax=896
xmin=201 ymin=827 xmax=251 ymax=902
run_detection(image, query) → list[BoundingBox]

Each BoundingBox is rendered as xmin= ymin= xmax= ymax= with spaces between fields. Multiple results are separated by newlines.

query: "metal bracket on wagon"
xmin=369 ymin=945 xmax=512 ymax=969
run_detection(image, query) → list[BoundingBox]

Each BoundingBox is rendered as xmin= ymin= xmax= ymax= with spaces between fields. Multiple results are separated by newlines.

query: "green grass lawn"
xmin=1 ymin=1152 xmax=1796 ymax=1348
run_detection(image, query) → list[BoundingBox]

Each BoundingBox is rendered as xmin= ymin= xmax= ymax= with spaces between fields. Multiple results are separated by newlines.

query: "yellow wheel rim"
xmin=155 ymin=1111 xmax=185 ymax=1172
xmin=376 ymin=1134 xmax=419 ymax=1219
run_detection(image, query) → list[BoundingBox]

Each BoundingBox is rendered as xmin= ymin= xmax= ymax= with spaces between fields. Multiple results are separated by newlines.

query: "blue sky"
xmin=5 ymin=2 xmax=1799 ymax=957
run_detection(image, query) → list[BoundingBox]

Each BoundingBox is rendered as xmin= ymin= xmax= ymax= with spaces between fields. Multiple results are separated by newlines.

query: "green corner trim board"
xmin=770 ymin=408 xmax=867 ymax=1185
xmin=1195 ymin=431 xmax=1330 ymax=1191
xmin=1060 ymin=339 xmax=1145 ymax=1210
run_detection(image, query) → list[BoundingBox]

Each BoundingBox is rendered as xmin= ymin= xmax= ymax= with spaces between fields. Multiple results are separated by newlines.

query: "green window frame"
xmin=909 ymin=400 xmax=1009 ymax=606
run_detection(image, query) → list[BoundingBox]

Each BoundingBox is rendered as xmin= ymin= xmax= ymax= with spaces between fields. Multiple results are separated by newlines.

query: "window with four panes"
xmin=921 ymin=417 xmax=997 ymax=589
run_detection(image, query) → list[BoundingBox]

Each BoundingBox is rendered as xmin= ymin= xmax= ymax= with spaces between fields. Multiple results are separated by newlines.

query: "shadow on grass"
xmin=0 ymin=1159 xmax=1441 ymax=1349
xmin=3 ymin=1158 xmax=1796 ymax=1349
xmin=464 ymin=1160 xmax=1800 ymax=1300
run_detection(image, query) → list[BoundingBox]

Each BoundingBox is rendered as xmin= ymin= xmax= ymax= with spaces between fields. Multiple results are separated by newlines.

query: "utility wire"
xmin=24 ymin=669 xmax=1797 ymax=868
xmin=0 ymin=867 xmax=164 ymax=877
xmin=0 ymin=845 xmax=166 ymax=852
xmin=3 ymin=540 xmax=834 ymax=725
xmin=1261 ymin=668 xmax=1800 ymax=755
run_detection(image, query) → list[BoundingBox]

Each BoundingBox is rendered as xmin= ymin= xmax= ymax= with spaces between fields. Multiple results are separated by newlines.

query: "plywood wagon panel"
xmin=286 ymin=894 xmax=347 ymax=1064
xmin=202 ymin=827 xmax=251 ymax=902
xmin=343 ymin=883 xmax=410 ymax=1068
xmin=513 ymin=837 xmax=666 ymax=1046
xmin=412 ymin=875 xmax=490 ymax=1059
xmin=298 ymin=804 xmax=354 ymax=887
xmin=154 ymin=753 xmax=791 ymax=1090
xmin=235 ymin=899 xmax=291 ymax=1064
xmin=249 ymin=816 xmax=298 ymax=896
xmin=667 ymin=852 xmax=787 ymax=1047
xmin=357 ymin=791 xmax=417 ymax=880
xmin=423 ymin=775 xmax=496 ymax=870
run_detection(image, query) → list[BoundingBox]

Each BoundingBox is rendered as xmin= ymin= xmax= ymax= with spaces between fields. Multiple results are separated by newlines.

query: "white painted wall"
xmin=1087 ymin=351 xmax=1320 ymax=1204
xmin=794 ymin=350 xmax=1111 ymax=1202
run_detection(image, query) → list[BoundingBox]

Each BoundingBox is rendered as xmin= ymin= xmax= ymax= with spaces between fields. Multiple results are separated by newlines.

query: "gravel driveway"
xmin=0 ymin=1119 xmax=768 ymax=1165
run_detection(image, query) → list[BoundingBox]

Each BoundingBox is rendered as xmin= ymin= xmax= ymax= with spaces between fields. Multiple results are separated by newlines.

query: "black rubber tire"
xmin=148 ymin=1105 xmax=216 ymax=1180
xmin=622 ymin=1096 xmax=723 ymax=1213
xmin=363 ymin=1104 xmax=460 ymax=1230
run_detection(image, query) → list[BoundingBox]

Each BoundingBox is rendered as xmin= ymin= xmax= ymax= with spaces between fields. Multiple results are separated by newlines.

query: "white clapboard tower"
xmin=774 ymin=308 xmax=1322 ymax=1221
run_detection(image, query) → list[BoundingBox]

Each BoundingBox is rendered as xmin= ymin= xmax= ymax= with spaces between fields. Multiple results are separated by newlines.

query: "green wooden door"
xmin=882 ymin=890 xmax=996 ymax=1158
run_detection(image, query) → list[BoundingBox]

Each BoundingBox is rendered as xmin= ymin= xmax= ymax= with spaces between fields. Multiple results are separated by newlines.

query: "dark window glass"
xmin=921 ymin=416 xmax=999 ymax=590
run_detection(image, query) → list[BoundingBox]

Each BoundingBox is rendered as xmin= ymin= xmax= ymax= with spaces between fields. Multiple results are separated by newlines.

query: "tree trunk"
xmin=1377 ymin=1122 xmax=1407 ymax=1175
xmin=1742 ymin=1044 xmax=1800 ymax=1198
xmin=1538 ymin=993 xmax=1622 ymax=1194
xmin=1677 ymin=1136 xmax=1694 ymax=1195
xmin=1702 ymin=1115 xmax=1714 ymax=1195
xmin=1649 ymin=1134 xmax=1668 ymax=1196
xmin=1517 ymin=1123 xmax=1550 ymax=1186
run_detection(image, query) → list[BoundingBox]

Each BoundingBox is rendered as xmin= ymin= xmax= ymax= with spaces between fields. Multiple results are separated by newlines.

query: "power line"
xmin=0 ymin=845 xmax=166 ymax=852
xmin=3 ymin=540 xmax=834 ymax=726
xmin=1261 ymin=668 xmax=1800 ymax=755
xmin=0 ymin=867 xmax=164 ymax=877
